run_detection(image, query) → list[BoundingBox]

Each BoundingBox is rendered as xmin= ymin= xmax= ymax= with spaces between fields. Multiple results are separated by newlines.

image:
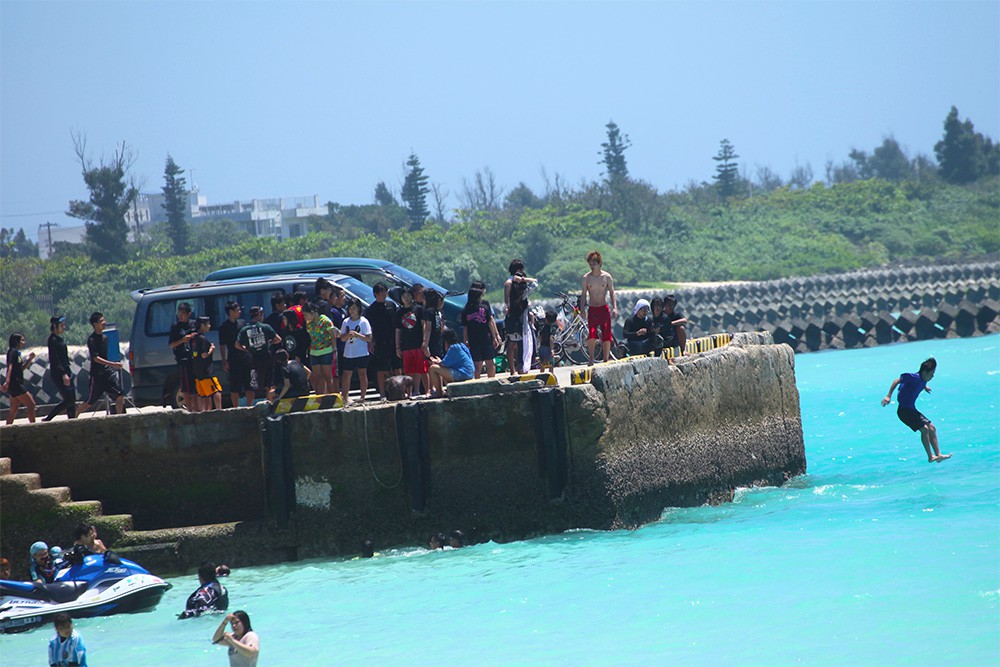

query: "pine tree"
xmin=401 ymin=153 xmax=430 ymax=230
xmin=599 ymin=121 xmax=631 ymax=185
xmin=161 ymin=154 xmax=190 ymax=255
xmin=713 ymin=139 xmax=740 ymax=198
xmin=934 ymin=106 xmax=985 ymax=184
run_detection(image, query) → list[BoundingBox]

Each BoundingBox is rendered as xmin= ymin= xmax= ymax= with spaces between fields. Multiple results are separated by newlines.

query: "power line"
xmin=1 ymin=210 xmax=68 ymax=218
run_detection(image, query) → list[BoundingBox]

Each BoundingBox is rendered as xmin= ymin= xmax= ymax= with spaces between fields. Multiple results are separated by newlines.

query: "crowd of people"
xmin=1 ymin=251 xmax=690 ymax=420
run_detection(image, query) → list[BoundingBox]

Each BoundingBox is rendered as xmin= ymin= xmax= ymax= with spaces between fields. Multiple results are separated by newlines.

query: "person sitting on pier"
xmin=623 ymin=299 xmax=662 ymax=356
xmin=427 ymin=330 xmax=474 ymax=398
xmin=654 ymin=295 xmax=688 ymax=357
xmin=179 ymin=561 xmax=229 ymax=619
xmin=29 ymin=541 xmax=56 ymax=583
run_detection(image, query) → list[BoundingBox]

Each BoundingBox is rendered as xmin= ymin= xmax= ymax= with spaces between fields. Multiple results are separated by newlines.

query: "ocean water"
xmin=2 ymin=335 xmax=998 ymax=666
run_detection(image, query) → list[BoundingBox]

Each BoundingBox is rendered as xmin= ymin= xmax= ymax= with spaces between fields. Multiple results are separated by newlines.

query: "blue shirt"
xmin=49 ymin=629 xmax=87 ymax=666
xmin=441 ymin=343 xmax=474 ymax=381
xmin=896 ymin=372 xmax=926 ymax=410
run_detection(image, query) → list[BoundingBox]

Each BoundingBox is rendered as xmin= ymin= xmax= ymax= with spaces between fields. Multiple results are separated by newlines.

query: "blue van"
xmin=128 ymin=273 xmax=371 ymax=407
xmin=205 ymin=257 xmax=468 ymax=332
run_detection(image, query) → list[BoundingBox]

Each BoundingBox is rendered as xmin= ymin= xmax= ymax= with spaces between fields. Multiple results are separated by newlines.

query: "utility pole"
xmin=38 ymin=221 xmax=59 ymax=259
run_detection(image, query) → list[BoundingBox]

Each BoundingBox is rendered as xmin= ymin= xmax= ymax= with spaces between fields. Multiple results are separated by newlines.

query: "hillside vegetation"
xmin=2 ymin=176 xmax=996 ymax=346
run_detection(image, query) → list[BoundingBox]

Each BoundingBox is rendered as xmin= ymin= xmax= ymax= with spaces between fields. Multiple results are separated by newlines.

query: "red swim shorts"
xmin=588 ymin=305 xmax=612 ymax=342
xmin=402 ymin=348 xmax=429 ymax=375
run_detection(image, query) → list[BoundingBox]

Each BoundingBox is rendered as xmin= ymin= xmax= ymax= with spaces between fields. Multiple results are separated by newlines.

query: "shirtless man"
xmin=581 ymin=250 xmax=618 ymax=365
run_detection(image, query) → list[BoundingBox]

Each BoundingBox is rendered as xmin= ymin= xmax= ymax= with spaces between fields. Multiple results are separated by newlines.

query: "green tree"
xmin=400 ymin=153 xmax=430 ymax=230
xmin=599 ymin=121 xmax=631 ymax=185
xmin=161 ymin=154 xmax=190 ymax=255
xmin=68 ymin=134 xmax=138 ymax=264
xmin=713 ymin=138 xmax=740 ymax=198
xmin=504 ymin=182 xmax=543 ymax=210
xmin=850 ymin=137 xmax=914 ymax=181
xmin=934 ymin=106 xmax=985 ymax=184
xmin=374 ymin=181 xmax=397 ymax=206
xmin=0 ymin=227 xmax=38 ymax=258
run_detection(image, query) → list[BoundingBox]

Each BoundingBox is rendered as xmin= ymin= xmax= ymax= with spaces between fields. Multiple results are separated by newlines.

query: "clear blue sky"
xmin=2 ymin=1 xmax=998 ymax=244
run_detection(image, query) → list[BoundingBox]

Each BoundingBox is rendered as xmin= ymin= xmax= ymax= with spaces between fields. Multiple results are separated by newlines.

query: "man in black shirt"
xmin=364 ymin=282 xmax=399 ymax=397
xmin=218 ymin=301 xmax=251 ymax=408
xmin=77 ymin=312 xmax=125 ymax=415
xmin=422 ymin=289 xmax=445 ymax=360
xmin=396 ymin=288 xmax=426 ymax=396
xmin=271 ymin=349 xmax=312 ymax=403
xmin=168 ymin=301 xmax=197 ymax=410
xmin=235 ymin=305 xmax=281 ymax=402
xmin=263 ymin=292 xmax=287 ymax=333
xmin=658 ymin=294 xmax=688 ymax=355
xmin=43 ymin=315 xmax=76 ymax=421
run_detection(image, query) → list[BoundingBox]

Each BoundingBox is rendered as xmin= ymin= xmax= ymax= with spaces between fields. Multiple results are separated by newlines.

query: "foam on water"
xmin=2 ymin=336 xmax=998 ymax=666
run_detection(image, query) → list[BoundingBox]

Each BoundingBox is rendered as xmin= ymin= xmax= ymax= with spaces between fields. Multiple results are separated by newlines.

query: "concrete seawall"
xmin=1 ymin=334 xmax=803 ymax=574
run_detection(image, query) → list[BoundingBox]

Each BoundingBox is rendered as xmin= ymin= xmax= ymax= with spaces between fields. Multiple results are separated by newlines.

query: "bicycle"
xmin=549 ymin=292 xmax=627 ymax=366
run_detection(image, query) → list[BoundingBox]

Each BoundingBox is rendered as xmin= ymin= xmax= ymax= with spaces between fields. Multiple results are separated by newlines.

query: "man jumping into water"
xmin=880 ymin=357 xmax=952 ymax=463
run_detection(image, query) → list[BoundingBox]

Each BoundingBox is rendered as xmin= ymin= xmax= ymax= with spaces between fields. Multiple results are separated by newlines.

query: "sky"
xmin=2 ymin=1 xmax=998 ymax=244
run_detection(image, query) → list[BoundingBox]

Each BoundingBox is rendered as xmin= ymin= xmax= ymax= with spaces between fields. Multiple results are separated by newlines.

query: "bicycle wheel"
xmin=566 ymin=328 xmax=592 ymax=365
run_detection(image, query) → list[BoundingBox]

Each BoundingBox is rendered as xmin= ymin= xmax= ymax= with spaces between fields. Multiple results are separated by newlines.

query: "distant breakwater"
xmin=539 ymin=261 xmax=999 ymax=354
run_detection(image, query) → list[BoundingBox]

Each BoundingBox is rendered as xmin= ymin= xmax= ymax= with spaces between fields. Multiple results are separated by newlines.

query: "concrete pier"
xmin=1 ymin=333 xmax=803 ymax=576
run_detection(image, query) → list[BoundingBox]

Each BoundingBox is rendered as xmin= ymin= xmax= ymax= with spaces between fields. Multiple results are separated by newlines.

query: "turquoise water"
xmin=3 ymin=336 xmax=998 ymax=666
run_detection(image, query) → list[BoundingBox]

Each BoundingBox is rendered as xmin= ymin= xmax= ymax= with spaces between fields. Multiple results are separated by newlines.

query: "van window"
xmin=145 ymin=298 xmax=208 ymax=336
xmin=212 ymin=289 xmax=285 ymax=324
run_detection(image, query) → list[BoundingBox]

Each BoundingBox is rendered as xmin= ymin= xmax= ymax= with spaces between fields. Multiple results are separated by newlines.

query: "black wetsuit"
xmin=178 ymin=580 xmax=228 ymax=619
xmin=5 ymin=348 xmax=27 ymax=397
xmin=45 ymin=332 xmax=76 ymax=419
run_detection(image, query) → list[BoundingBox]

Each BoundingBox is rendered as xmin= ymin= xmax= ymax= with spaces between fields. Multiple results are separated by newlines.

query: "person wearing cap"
xmin=168 ymin=301 xmax=198 ymax=410
xmin=44 ymin=316 xmax=76 ymax=421
xmin=29 ymin=541 xmax=56 ymax=583
xmin=623 ymin=299 xmax=661 ymax=356
xmin=235 ymin=306 xmax=281 ymax=403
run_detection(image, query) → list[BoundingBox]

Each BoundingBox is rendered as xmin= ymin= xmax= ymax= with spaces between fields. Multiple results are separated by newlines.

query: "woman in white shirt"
xmin=212 ymin=610 xmax=259 ymax=667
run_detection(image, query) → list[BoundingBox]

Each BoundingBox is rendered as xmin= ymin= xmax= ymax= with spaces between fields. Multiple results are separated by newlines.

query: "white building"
xmin=126 ymin=189 xmax=325 ymax=241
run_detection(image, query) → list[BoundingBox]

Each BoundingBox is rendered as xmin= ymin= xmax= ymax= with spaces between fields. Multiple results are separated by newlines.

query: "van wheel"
xmin=162 ymin=377 xmax=183 ymax=409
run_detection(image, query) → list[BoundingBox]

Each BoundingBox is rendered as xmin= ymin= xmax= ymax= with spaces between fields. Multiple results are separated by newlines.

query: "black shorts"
xmin=372 ymin=345 xmax=400 ymax=372
xmin=897 ymin=407 xmax=931 ymax=432
xmin=227 ymin=362 xmax=251 ymax=395
xmin=468 ymin=337 xmax=496 ymax=363
xmin=86 ymin=370 xmax=122 ymax=403
xmin=341 ymin=355 xmax=369 ymax=372
xmin=249 ymin=356 xmax=273 ymax=393
xmin=177 ymin=360 xmax=196 ymax=394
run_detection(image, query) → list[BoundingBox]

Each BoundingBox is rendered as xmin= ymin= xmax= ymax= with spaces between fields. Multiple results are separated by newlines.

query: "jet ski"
xmin=0 ymin=550 xmax=171 ymax=633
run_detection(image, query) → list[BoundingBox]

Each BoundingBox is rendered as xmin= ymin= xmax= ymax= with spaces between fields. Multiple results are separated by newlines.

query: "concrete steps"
xmin=0 ymin=455 xmax=136 ymax=579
